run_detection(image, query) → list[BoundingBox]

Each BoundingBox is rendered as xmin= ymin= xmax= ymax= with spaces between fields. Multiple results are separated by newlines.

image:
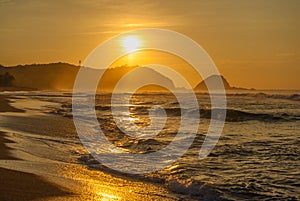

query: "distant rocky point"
xmin=194 ymin=75 xmax=254 ymax=91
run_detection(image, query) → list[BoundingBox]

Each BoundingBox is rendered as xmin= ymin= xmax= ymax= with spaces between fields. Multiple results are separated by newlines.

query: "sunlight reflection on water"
xmin=97 ymin=192 xmax=120 ymax=201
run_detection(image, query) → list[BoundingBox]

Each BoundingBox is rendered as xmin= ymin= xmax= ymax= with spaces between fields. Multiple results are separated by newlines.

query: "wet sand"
xmin=0 ymin=94 xmax=180 ymax=201
xmin=0 ymin=167 xmax=72 ymax=201
xmin=0 ymin=131 xmax=18 ymax=160
xmin=0 ymin=131 xmax=72 ymax=200
xmin=0 ymin=95 xmax=24 ymax=113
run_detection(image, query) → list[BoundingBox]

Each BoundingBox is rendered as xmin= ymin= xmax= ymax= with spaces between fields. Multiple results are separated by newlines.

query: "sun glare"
xmin=122 ymin=36 xmax=141 ymax=53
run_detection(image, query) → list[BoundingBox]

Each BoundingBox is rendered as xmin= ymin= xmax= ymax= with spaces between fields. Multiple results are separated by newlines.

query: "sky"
xmin=0 ymin=0 xmax=299 ymax=89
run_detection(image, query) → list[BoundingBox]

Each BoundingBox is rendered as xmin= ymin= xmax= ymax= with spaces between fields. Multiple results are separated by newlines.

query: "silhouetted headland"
xmin=0 ymin=63 xmax=253 ymax=92
xmin=194 ymin=75 xmax=255 ymax=91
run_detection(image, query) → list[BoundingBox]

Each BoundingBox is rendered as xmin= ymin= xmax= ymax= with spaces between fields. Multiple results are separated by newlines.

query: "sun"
xmin=122 ymin=36 xmax=141 ymax=53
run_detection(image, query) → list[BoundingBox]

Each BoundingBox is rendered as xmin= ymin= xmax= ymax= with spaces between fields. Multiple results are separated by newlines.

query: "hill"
xmin=194 ymin=75 xmax=252 ymax=91
xmin=0 ymin=63 xmax=176 ymax=92
xmin=0 ymin=63 xmax=78 ymax=90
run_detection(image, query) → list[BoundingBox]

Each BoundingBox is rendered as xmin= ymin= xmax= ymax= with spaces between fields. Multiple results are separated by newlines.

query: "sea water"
xmin=2 ymin=90 xmax=299 ymax=200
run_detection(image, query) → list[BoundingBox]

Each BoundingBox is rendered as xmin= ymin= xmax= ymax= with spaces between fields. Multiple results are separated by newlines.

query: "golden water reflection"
xmin=97 ymin=192 xmax=120 ymax=201
xmin=57 ymin=164 xmax=172 ymax=201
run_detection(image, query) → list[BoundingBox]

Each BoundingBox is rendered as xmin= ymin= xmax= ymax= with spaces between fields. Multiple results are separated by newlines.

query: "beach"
xmin=0 ymin=91 xmax=299 ymax=201
xmin=0 ymin=93 xmax=183 ymax=201
xmin=0 ymin=116 xmax=71 ymax=201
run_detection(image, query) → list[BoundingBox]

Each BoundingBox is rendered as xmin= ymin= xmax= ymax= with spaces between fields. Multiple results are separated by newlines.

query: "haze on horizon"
xmin=0 ymin=0 xmax=299 ymax=90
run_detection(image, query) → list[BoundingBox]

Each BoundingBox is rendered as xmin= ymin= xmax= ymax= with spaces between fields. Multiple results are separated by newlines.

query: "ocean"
xmin=1 ymin=90 xmax=299 ymax=200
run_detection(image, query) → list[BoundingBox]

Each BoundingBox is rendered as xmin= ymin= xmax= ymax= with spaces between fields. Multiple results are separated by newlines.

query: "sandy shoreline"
xmin=0 ymin=97 xmax=73 ymax=201
xmin=0 ymin=130 xmax=72 ymax=200
xmin=0 ymin=95 xmax=24 ymax=113
xmin=0 ymin=167 xmax=72 ymax=201
xmin=0 ymin=93 xmax=182 ymax=201
xmin=0 ymin=131 xmax=18 ymax=160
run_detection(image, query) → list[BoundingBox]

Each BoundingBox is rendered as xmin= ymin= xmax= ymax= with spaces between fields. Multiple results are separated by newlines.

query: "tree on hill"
xmin=0 ymin=72 xmax=15 ymax=87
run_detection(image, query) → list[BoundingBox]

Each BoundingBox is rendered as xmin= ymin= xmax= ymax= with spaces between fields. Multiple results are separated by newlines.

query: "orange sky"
xmin=0 ymin=0 xmax=299 ymax=89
